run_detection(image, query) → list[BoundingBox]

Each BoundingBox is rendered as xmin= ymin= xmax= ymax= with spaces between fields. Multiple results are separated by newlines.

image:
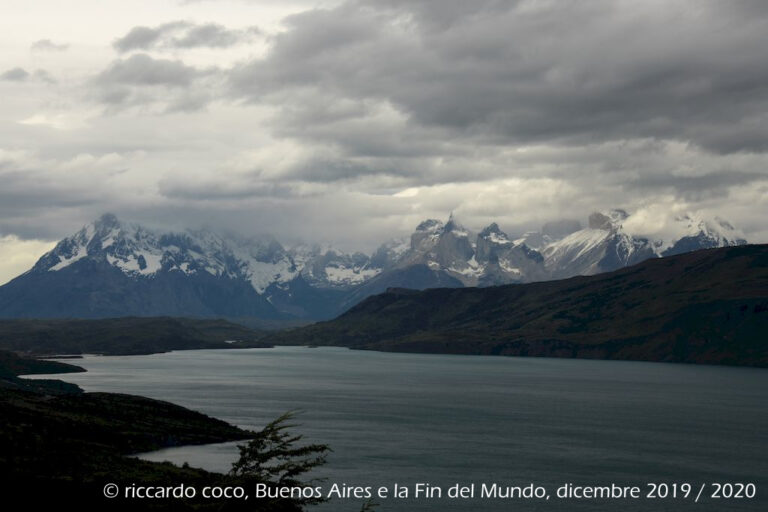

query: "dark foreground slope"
xmin=0 ymin=316 xmax=270 ymax=355
xmin=0 ymin=352 xmax=254 ymax=510
xmin=266 ymin=244 xmax=768 ymax=367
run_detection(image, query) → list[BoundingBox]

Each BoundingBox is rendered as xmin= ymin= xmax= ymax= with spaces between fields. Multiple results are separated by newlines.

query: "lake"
xmin=42 ymin=347 xmax=768 ymax=511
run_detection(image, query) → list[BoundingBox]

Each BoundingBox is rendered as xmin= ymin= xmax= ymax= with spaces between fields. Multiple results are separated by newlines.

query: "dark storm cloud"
xmin=96 ymin=54 xmax=203 ymax=87
xmin=269 ymin=97 xmax=464 ymax=160
xmin=229 ymin=0 xmax=768 ymax=162
xmin=0 ymin=67 xmax=56 ymax=83
xmin=92 ymin=54 xmax=216 ymax=108
xmin=8 ymin=0 xmax=768 ymax=252
xmin=32 ymin=69 xmax=57 ymax=84
xmin=173 ymin=23 xmax=260 ymax=48
xmin=373 ymin=0 xmax=523 ymax=31
xmin=30 ymin=39 xmax=69 ymax=52
xmin=287 ymin=158 xmax=404 ymax=183
xmin=629 ymin=170 xmax=765 ymax=201
xmin=113 ymin=23 xmax=183 ymax=52
xmin=0 ymin=169 xmax=102 ymax=239
xmin=114 ymin=21 xmax=259 ymax=52
xmin=158 ymin=178 xmax=301 ymax=200
xmin=1 ymin=67 xmax=30 ymax=81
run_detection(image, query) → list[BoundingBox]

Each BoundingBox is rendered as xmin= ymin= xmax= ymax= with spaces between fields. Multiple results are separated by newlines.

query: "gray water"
xmin=41 ymin=347 xmax=768 ymax=511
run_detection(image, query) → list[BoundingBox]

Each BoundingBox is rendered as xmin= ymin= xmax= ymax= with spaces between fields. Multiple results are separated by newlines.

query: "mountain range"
xmin=0 ymin=210 xmax=748 ymax=321
xmin=262 ymin=244 xmax=768 ymax=367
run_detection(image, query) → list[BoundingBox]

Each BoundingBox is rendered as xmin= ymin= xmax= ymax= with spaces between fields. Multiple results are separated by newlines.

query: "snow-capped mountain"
xmin=541 ymin=210 xmax=749 ymax=278
xmin=0 ymin=213 xmax=381 ymax=320
xmin=0 ymin=209 xmax=750 ymax=321
xmin=34 ymin=213 xmax=299 ymax=293
xmin=401 ymin=216 xmax=479 ymax=279
xmin=288 ymin=243 xmax=381 ymax=289
xmin=365 ymin=208 xmax=747 ymax=287
xmin=367 ymin=216 xmax=545 ymax=286
xmin=542 ymin=209 xmax=657 ymax=279
xmin=658 ymin=214 xmax=747 ymax=257
xmin=32 ymin=213 xmax=385 ymax=293
xmin=475 ymin=223 xmax=548 ymax=286
xmin=369 ymin=237 xmax=410 ymax=270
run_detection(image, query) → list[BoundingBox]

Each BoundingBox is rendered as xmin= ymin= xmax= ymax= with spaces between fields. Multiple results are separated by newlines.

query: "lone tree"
xmin=229 ymin=412 xmax=330 ymax=511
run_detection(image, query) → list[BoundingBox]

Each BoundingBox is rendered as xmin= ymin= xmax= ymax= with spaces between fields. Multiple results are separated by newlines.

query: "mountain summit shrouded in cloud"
xmin=1 ymin=1 xmax=767 ymax=284
xmin=0 ymin=210 xmax=747 ymax=321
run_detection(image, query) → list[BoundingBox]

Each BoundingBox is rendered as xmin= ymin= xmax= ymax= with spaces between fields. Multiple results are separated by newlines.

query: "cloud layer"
xmin=114 ymin=21 xmax=260 ymax=52
xmin=1 ymin=0 xmax=767 ymax=282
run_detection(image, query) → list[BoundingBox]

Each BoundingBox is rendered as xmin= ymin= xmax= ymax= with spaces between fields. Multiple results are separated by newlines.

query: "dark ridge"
xmin=265 ymin=244 xmax=768 ymax=367
xmin=0 ymin=317 xmax=270 ymax=356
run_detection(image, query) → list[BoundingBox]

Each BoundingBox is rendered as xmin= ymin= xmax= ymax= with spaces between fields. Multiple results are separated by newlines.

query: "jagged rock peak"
xmin=4 ymin=209 xmax=752 ymax=322
xmin=480 ymin=222 xmax=504 ymax=236
xmin=415 ymin=219 xmax=444 ymax=232
xmin=479 ymin=223 xmax=511 ymax=244
xmin=443 ymin=214 xmax=470 ymax=237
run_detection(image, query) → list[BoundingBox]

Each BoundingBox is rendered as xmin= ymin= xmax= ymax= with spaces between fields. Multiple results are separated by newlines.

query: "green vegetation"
xmin=230 ymin=412 xmax=331 ymax=511
xmin=0 ymin=316 xmax=271 ymax=355
xmin=266 ymin=244 xmax=768 ymax=367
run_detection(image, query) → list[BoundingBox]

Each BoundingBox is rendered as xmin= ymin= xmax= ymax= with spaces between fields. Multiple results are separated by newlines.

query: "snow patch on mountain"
xmin=498 ymin=260 xmax=522 ymax=275
xmin=49 ymin=245 xmax=88 ymax=271
xmin=545 ymin=228 xmax=611 ymax=262
xmin=324 ymin=265 xmax=381 ymax=285
xmin=656 ymin=213 xmax=747 ymax=256
xmin=33 ymin=208 xmax=750 ymax=307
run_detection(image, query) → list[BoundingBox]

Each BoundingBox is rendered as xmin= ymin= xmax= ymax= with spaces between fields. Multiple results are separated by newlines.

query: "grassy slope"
xmin=0 ymin=316 xmax=270 ymax=355
xmin=266 ymin=244 xmax=768 ymax=366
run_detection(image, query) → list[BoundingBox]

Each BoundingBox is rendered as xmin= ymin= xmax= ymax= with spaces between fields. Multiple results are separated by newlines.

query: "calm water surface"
xmin=42 ymin=347 xmax=768 ymax=511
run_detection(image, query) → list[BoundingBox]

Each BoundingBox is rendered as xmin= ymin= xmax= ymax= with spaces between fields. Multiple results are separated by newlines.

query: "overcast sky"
xmin=1 ymin=0 xmax=768 ymax=284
